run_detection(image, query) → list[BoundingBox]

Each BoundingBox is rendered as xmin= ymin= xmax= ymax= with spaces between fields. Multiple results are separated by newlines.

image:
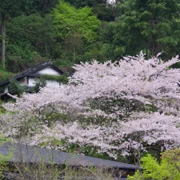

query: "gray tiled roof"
xmin=0 ymin=142 xmax=139 ymax=170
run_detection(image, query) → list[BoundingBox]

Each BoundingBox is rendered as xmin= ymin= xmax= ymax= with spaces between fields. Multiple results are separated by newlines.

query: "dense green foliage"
xmin=51 ymin=0 xmax=101 ymax=65
xmin=128 ymin=149 xmax=180 ymax=180
xmin=8 ymin=79 xmax=24 ymax=96
xmin=0 ymin=69 xmax=14 ymax=83
xmin=113 ymin=0 xmax=180 ymax=58
xmin=0 ymin=0 xmax=180 ymax=78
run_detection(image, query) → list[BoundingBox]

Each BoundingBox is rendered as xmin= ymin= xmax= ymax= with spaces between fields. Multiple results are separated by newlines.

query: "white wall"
xmin=4 ymin=67 xmax=62 ymax=91
xmin=38 ymin=67 xmax=60 ymax=76
xmin=45 ymin=80 xmax=60 ymax=88
xmin=19 ymin=78 xmax=27 ymax=86
xmin=28 ymin=77 xmax=36 ymax=87
xmin=28 ymin=78 xmax=61 ymax=88
xmin=4 ymin=85 xmax=8 ymax=93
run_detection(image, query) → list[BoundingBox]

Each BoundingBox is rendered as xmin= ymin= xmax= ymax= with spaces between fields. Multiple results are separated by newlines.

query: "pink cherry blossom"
xmin=1 ymin=53 xmax=180 ymax=159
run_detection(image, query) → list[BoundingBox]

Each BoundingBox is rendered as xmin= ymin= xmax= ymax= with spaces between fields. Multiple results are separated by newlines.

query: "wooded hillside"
xmin=0 ymin=0 xmax=180 ymax=76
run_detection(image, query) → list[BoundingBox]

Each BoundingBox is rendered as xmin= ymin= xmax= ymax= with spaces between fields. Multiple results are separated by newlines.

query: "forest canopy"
xmin=0 ymin=0 xmax=179 ymax=74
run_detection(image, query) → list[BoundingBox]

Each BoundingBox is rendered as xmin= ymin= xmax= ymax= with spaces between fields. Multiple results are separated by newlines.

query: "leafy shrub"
xmin=128 ymin=149 xmax=180 ymax=180
xmin=41 ymin=74 xmax=69 ymax=84
xmin=8 ymin=79 xmax=24 ymax=97
xmin=0 ymin=69 xmax=14 ymax=84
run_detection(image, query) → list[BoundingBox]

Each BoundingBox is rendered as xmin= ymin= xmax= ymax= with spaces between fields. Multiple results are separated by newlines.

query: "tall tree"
xmin=51 ymin=0 xmax=101 ymax=64
xmin=0 ymin=0 xmax=58 ymax=69
xmin=6 ymin=14 xmax=52 ymax=72
xmin=52 ymin=0 xmax=101 ymax=42
xmin=113 ymin=0 xmax=180 ymax=57
xmin=66 ymin=0 xmax=117 ymax=21
xmin=0 ymin=0 xmax=35 ymax=68
xmin=33 ymin=0 xmax=58 ymax=15
xmin=0 ymin=0 xmax=19 ymax=68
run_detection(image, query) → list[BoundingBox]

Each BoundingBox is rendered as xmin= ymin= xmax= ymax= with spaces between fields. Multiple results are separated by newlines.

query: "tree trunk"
xmin=1 ymin=14 xmax=6 ymax=68
xmin=151 ymin=15 xmax=158 ymax=57
xmin=152 ymin=34 xmax=156 ymax=57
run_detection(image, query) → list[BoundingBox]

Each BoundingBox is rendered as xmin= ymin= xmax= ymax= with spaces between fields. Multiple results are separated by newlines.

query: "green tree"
xmin=51 ymin=0 xmax=101 ymax=64
xmin=6 ymin=14 xmax=43 ymax=69
xmin=128 ymin=149 xmax=180 ymax=180
xmin=113 ymin=0 xmax=180 ymax=58
xmin=0 ymin=0 xmax=38 ymax=68
xmin=6 ymin=14 xmax=57 ymax=72
xmin=0 ymin=0 xmax=21 ymax=68
xmin=52 ymin=0 xmax=101 ymax=43
xmin=33 ymin=0 xmax=58 ymax=15
xmin=66 ymin=0 xmax=117 ymax=21
xmin=8 ymin=79 xmax=24 ymax=97
xmin=0 ymin=0 xmax=58 ymax=69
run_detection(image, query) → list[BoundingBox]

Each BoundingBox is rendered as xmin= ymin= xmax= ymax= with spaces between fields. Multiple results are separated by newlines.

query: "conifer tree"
xmin=113 ymin=0 xmax=180 ymax=57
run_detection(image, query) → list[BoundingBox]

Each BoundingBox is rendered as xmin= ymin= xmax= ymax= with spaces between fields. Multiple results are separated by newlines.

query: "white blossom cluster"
xmin=1 ymin=53 xmax=180 ymax=158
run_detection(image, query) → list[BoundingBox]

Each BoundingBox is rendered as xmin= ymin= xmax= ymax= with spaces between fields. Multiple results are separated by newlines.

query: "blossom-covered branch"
xmin=1 ymin=53 xmax=180 ymax=158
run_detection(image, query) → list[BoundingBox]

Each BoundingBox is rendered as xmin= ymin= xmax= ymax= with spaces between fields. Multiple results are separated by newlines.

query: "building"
xmin=0 ymin=62 xmax=64 ymax=100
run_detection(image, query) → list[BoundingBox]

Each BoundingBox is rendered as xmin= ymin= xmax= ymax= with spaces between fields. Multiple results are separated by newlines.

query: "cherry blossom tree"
xmin=0 ymin=53 xmax=180 ymax=159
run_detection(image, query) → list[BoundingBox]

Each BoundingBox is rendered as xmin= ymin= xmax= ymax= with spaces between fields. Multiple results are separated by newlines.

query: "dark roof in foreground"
xmin=0 ymin=61 xmax=64 ymax=87
xmin=0 ymin=142 xmax=139 ymax=170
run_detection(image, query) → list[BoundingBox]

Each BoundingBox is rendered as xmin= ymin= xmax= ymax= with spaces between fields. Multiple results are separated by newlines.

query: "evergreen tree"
xmin=0 ymin=0 xmax=59 ymax=69
xmin=0 ymin=0 xmax=36 ymax=68
xmin=113 ymin=0 xmax=180 ymax=58
xmin=6 ymin=14 xmax=56 ymax=72
xmin=0 ymin=0 xmax=21 ymax=68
